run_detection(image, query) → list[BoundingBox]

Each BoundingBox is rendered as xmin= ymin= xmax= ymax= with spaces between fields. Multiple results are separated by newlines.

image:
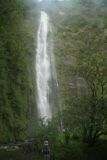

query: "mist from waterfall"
xmin=36 ymin=11 xmax=54 ymax=121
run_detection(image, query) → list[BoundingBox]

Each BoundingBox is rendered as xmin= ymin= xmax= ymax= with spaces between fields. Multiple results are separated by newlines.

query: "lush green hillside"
xmin=0 ymin=0 xmax=38 ymax=143
xmin=49 ymin=0 xmax=107 ymax=142
xmin=0 ymin=1 xmax=107 ymax=159
xmin=31 ymin=1 xmax=107 ymax=160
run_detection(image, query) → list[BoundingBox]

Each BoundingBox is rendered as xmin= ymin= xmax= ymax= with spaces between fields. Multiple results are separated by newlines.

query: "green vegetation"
xmin=49 ymin=0 xmax=107 ymax=144
xmin=0 ymin=0 xmax=107 ymax=160
xmin=32 ymin=0 xmax=107 ymax=159
xmin=34 ymin=118 xmax=107 ymax=160
xmin=0 ymin=0 xmax=38 ymax=143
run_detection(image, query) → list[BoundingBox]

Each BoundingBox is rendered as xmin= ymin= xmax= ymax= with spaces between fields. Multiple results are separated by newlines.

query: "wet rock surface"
xmin=0 ymin=141 xmax=41 ymax=160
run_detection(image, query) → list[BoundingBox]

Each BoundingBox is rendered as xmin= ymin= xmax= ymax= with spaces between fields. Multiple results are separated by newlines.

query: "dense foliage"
xmin=0 ymin=0 xmax=107 ymax=160
xmin=35 ymin=3 xmax=107 ymax=159
xmin=0 ymin=0 xmax=38 ymax=143
xmin=50 ymin=0 xmax=107 ymax=144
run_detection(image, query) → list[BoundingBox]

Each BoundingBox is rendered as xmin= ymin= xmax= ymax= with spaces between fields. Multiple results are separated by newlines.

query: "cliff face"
xmin=0 ymin=0 xmax=38 ymax=143
xmin=48 ymin=2 xmax=107 ymax=143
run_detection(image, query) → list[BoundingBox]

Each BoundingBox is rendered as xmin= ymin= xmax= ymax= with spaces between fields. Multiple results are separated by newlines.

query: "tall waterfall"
xmin=36 ymin=11 xmax=55 ymax=121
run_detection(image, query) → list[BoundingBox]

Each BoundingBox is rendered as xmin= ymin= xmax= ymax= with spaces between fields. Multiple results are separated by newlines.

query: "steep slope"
xmin=0 ymin=0 xmax=38 ymax=143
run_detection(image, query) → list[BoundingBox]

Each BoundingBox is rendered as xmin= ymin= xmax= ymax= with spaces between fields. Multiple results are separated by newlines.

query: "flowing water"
xmin=0 ymin=10 xmax=60 ymax=160
xmin=36 ymin=11 xmax=56 ymax=121
xmin=0 ymin=10 xmax=59 ymax=160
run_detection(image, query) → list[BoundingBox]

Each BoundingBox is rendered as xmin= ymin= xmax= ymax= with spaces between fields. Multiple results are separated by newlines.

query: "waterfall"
xmin=36 ymin=11 xmax=53 ymax=121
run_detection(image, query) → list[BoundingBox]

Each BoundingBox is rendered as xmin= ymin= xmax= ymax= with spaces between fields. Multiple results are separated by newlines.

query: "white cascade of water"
xmin=36 ymin=11 xmax=52 ymax=121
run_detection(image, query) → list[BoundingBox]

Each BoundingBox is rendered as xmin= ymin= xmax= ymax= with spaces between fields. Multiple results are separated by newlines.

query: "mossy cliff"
xmin=0 ymin=0 xmax=39 ymax=143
